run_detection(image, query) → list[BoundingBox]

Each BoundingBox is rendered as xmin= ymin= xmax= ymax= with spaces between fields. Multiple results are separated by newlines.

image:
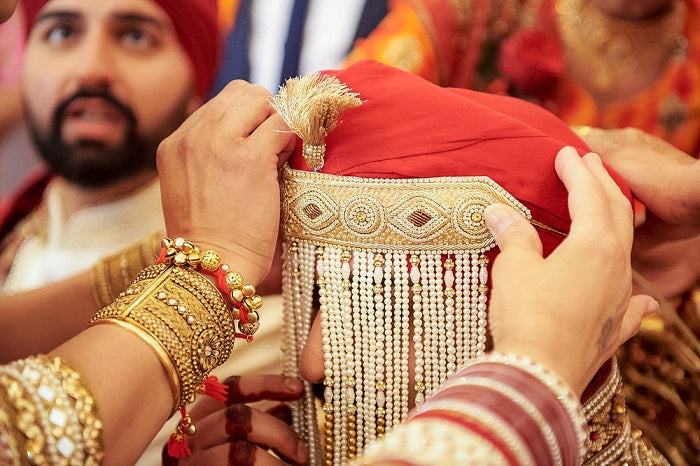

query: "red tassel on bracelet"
xmin=201 ymin=375 xmax=228 ymax=403
xmin=168 ymin=407 xmax=194 ymax=458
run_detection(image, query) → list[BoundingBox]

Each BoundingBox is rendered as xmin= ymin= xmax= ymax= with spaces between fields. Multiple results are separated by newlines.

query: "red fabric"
xmin=0 ymin=167 xmax=51 ymax=243
xmin=21 ymin=0 xmax=220 ymax=99
xmin=289 ymin=61 xmax=632 ymax=256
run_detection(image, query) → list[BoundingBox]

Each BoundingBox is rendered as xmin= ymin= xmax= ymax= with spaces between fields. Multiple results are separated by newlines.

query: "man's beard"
xmin=26 ymin=88 xmax=189 ymax=189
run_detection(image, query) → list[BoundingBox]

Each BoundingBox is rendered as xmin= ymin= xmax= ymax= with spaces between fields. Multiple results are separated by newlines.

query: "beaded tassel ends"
xmin=272 ymin=72 xmax=362 ymax=171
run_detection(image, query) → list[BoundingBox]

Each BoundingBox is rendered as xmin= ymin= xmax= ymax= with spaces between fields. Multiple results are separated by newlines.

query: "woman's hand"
xmin=157 ymin=80 xmax=296 ymax=285
xmin=166 ymin=374 xmax=308 ymax=466
xmin=485 ymin=146 xmax=658 ymax=395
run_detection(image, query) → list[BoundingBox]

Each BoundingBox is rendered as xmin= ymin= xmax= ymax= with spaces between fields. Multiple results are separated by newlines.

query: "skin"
xmin=21 ymin=0 xmax=199 ymax=216
xmin=591 ymin=0 xmax=676 ymax=19
xmin=486 ymin=146 xmax=656 ymax=395
xmin=298 ymin=147 xmax=655 ymax=398
xmin=178 ymin=375 xmax=309 ymax=465
xmin=51 ymin=79 xmax=294 ymax=465
xmin=0 ymin=0 xmax=16 ymax=22
xmin=564 ymin=0 xmax=682 ymax=107
xmin=184 ymin=146 xmax=656 ymax=464
xmin=578 ymin=126 xmax=700 ymax=300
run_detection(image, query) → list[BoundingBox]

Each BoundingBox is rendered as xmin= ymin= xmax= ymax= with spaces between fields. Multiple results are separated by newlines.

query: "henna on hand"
xmin=225 ymin=404 xmax=254 ymax=437
xmin=228 ymin=438 xmax=256 ymax=466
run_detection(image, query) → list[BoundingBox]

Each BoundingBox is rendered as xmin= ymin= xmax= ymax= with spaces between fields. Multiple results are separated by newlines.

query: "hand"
xmin=576 ymin=126 xmax=700 ymax=246
xmin=485 ymin=146 xmax=658 ymax=396
xmin=165 ymin=374 xmax=308 ymax=466
xmin=157 ymin=81 xmax=296 ymax=285
xmin=577 ymin=126 xmax=700 ymax=298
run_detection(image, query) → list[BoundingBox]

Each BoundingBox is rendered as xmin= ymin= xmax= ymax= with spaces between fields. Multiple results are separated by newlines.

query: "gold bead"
xmin=174 ymin=252 xmax=188 ymax=265
xmin=181 ymin=241 xmax=195 ymax=254
xmin=242 ymin=283 xmax=256 ymax=298
xmin=184 ymin=423 xmax=197 ymax=436
xmin=174 ymin=237 xmax=186 ymax=248
xmin=231 ymin=307 xmax=241 ymax=320
xmin=239 ymin=321 xmax=260 ymax=335
xmin=248 ymin=294 xmax=263 ymax=310
xmin=230 ymin=289 xmax=244 ymax=303
xmin=246 ymin=311 xmax=259 ymax=324
xmin=187 ymin=251 xmax=201 ymax=266
xmin=200 ymin=250 xmax=221 ymax=272
xmin=226 ymin=272 xmax=243 ymax=290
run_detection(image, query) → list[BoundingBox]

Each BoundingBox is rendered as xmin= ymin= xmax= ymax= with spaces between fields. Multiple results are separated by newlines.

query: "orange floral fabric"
xmin=346 ymin=0 xmax=700 ymax=157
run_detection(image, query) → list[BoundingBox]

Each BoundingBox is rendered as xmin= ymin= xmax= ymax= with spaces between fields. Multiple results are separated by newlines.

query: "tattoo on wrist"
xmin=597 ymin=318 xmax=613 ymax=350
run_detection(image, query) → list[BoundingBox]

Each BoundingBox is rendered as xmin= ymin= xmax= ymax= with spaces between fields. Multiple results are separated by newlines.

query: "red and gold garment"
xmin=346 ymin=0 xmax=700 ymax=158
xmin=346 ymin=1 xmax=700 ymax=463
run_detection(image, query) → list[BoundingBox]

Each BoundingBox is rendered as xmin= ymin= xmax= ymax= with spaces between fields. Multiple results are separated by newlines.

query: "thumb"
xmin=485 ymin=203 xmax=543 ymax=255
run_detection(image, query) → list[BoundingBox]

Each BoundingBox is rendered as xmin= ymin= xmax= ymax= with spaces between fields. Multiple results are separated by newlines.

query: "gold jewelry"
xmin=557 ymin=0 xmax=687 ymax=93
xmin=91 ymin=231 xmax=163 ymax=308
xmin=89 ymin=263 xmax=235 ymax=411
xmin=0 ymin=355 xmax=104 ymax=465
xmin=272 ymin=72 xmax=362 ymax=171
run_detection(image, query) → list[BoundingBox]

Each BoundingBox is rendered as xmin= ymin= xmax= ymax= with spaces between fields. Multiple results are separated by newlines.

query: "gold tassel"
xmin=272 ymin=72 xmax=362 ymax=171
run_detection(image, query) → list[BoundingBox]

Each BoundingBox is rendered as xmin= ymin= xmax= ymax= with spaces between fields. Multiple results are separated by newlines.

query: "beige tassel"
xmin=272 ymin=72 xmax=362 ymax=171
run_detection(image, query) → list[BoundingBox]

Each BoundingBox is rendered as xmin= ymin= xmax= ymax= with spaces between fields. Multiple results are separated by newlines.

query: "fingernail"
xmin=484 ymin=204 xmax=514 ymax=236
xmin=285 ymin=377 xmax=302 ymax=393
xmin=645 ymin=299 xmax=659 ymax=315
xmin=558 ymin=145 xmax=578 ymax=157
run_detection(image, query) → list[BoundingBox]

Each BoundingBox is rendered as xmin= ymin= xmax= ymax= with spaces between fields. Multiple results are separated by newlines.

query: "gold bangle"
xmin=89 ymin=263 xmax=235 ymax=412
xmin=91 ymin=231 xmax=163 ymax=308
xmin=0 ymin=355 xmax=104 ymax=465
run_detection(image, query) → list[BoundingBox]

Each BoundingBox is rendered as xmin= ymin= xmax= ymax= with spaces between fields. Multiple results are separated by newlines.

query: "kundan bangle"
xmin=0 ymin=355 xmax=104 ymax=465
xmin=91 ymin=231 xmax=163 ymax=308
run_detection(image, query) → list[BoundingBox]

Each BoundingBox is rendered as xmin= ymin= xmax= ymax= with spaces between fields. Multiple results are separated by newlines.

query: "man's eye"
xmin=46 ymin=26 xmax=73 ymax=45
xmin=121 ymin=29 xmax=155 ymax=49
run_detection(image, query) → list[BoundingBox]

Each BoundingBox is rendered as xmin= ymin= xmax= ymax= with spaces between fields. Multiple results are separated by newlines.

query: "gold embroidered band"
xmin=281 ymin=165 xmax=533 ymax=464
xmin=281 ymin=165 xmax=531 ymax=252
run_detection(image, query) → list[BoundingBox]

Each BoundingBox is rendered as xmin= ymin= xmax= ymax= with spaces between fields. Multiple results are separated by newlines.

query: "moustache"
xmin=53 ymin=88 xmax=137 ymax=132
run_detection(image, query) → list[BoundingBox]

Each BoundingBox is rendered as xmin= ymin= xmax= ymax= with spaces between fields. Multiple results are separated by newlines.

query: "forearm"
xmin=51 ymin=324 xmax=172 ymax=465
xmin=0 ymin=272 xmax=97 ymax=363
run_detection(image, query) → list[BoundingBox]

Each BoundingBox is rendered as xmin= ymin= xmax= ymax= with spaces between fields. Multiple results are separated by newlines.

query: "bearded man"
xmin=0 ymin=0 xmax=219 ymax=293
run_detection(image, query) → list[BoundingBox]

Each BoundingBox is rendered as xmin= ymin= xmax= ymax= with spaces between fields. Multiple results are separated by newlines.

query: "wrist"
xmin=492 ymin=343 xmax=587 ymax=396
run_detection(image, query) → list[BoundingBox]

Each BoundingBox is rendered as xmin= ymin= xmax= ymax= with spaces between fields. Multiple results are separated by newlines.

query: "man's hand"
xmin=166 ymin=374 xmax=308 ymax=466
xmin=485 ymin=146 xmax=658 ymax=396
xmin=157 ymin=81 xmax=296 ymax=285
xmin=577 ymin=126 xmax=700 ymax=299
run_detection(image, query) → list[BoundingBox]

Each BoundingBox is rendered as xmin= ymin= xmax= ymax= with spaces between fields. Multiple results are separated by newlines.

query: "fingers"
xmin=580 ymin=152 xmax=634 ymax=251
xmin=223 ymin=374 xmax=304 ymax=404
xmin=616 ymin=295 xmax=659 ymax=346
xmin=555 ymin=146 xmax=612 ymax=233
xmin=189 ymin=404 xmax=308 ymax=464
xmin=213 ymin=81 xmax=275 ymax=139
xmin=484 ymin=203 xmax=542 ymax=257
xmin=248 ymin=113 xmax=296 ymax=169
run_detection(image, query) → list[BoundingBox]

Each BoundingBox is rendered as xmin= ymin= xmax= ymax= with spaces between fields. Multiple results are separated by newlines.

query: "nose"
xmin=71 ymin=28 xmax=117 ymax=90
xmin=299 ymin=312 xmax=325 ymax=383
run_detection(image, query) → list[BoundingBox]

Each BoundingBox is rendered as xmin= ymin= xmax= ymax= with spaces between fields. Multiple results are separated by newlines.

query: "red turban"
xmin=288 ymin=60 xmax=631 ymax=255
xmin=21 ymin=0 xmax=220 ymax=99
